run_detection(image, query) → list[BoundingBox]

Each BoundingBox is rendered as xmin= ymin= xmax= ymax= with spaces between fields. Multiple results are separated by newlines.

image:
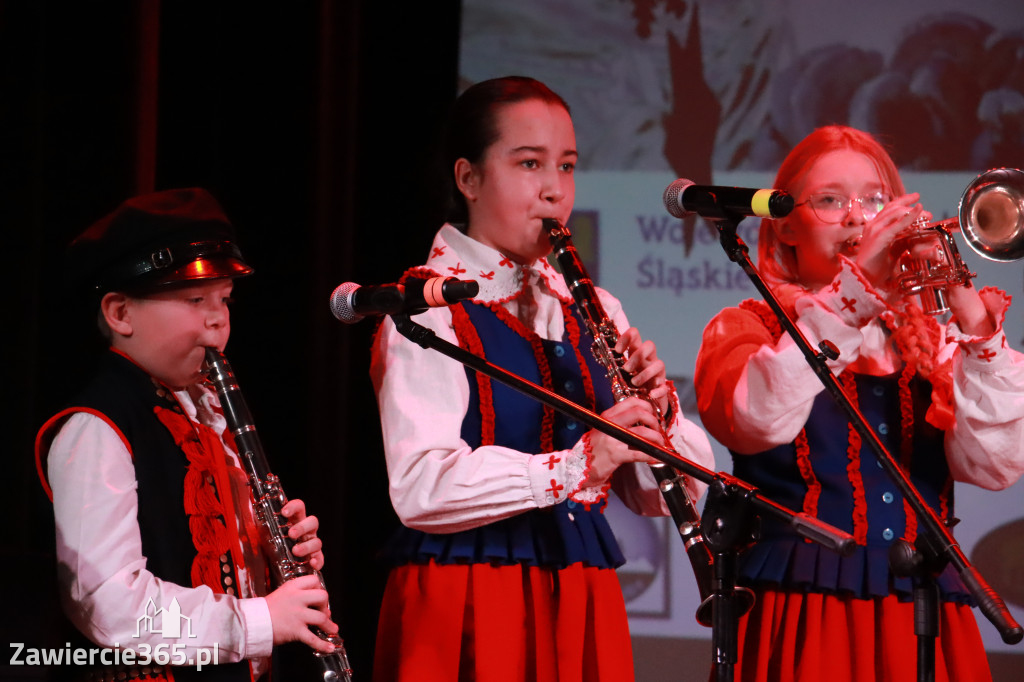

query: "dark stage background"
xmin=5 ymin=3 xmax=1023 ymax=681
xmin=4 ymin=1 xmax=459 ymax=679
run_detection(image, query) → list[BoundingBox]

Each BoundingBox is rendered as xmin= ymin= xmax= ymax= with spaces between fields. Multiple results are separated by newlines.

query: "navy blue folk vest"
xmin=382 ymin=301 xmax=626 ymax=570
xmin=732 ymin=372 xmax=971 ymax=603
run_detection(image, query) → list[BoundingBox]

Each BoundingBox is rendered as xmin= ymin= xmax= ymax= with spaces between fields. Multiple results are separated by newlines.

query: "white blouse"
xmin=371 ymin=224 xmax=715 ymax=533
xmin=46 ymin=384 xmax=273 ymax=672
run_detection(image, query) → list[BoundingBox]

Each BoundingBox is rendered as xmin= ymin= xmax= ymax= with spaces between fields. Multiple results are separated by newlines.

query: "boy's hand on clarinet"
xmin=616 ymin=327 xmax=670 ymax=414
xmin=281 ymin=499 xmax=325 ymax=570
xmin=265 ymin=574 xmax=339 ymax=651
xmin=583 ymin=397 xmax=662 ymax=489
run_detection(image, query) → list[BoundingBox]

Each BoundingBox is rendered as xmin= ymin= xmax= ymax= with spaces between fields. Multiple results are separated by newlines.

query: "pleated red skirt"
xmin=723 ymin=589 xmax=991 ymax=682
xmin=373 ymin=560 xmax=635 ymax=682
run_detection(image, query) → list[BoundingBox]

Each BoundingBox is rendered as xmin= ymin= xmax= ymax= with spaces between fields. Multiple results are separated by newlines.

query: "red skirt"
xmin=373 ymin=560 xmax=635 ymax=682
xmin=726 ymin=589 xmax=991 ymax=682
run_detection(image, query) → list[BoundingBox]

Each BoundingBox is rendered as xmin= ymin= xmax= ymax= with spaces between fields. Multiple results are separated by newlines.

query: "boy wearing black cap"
xmin=36 ymin=188 xmax=337 ymax=680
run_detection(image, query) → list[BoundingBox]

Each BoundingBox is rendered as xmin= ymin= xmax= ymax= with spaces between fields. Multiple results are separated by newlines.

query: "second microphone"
xmin=330 ymin=276 xmax=479 ymax=323
xmin=663 ymin=179 xmax=794 ymax=220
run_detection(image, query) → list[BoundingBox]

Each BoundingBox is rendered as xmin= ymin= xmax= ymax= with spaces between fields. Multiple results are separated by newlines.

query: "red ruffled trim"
xmin=451 ymin=304 xmax=496 ymax=446
xmin=947 ymin=285 xmax=1012 ymax=345
xmin=35 ymin=407 xmax=134 ymax=502
xmin=925 ymin=358 xmax=956 ymax=431
xmin=879 ymin=301 xmax=958 ymax=539
xmin=840 ymin=371 xmax=869 ymax=545
xmin=662 ymin=379 xmax=681 ymax=428
xmin=739 ymin=299 xmax=783 ymax=341
xmin=897 ymin=364 xmax=918 ymax=543
xmin=563 ymin=303 xmax=597 ymax=411
xmin=401 ymin=265 xmax=441 ymax=283
xmin=486 ymin=303 xmax=556 ymax=452
xmin=837 ymin=255 xmax=889 ymax=315
xmin=154 ymin=404 xmax=244 ymax=594
xmin=794 ymin=429 xmax=821 ymax=535
xmin=568 ymin=432 xmax=610 ymax=510
xmin=742 ymin=293 xmax=953 ymax=550
xmin=939 ymin=475 xmax=953 ymax=524
xmin=535 ymin=267 xmax=574 ymax=305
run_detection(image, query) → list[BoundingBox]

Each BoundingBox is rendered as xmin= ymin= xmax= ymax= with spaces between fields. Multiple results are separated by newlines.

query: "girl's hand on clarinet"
xmin=265 ymin=574 xmax=339 ymax=651
xmin=281 ymin=499 xmax=325 ymax=570
xmin=616 ymin=327 xmax=670 ymax=413
xmin=584 ymin=398 xmax=662 ymax=488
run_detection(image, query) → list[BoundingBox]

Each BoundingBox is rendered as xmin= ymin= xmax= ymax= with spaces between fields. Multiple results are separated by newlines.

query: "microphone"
xmin=663 ymin=179 xmax=795 ymax=220
xmin=329 ymin=276 xmax=479 ymax=323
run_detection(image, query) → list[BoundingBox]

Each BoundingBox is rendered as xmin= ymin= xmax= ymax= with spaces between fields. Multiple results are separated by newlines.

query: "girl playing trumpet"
xmin=695 ymin=125 xmax=1024 ymax=681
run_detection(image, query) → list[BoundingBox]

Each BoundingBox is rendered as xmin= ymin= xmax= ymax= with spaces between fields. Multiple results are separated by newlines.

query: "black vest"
xmin=37 ymin=350 xmax=254 ymax=681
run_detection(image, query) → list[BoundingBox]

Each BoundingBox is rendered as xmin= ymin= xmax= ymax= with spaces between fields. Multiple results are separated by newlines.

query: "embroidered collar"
xmin=417 ymin=224 xmax=573 ymax=305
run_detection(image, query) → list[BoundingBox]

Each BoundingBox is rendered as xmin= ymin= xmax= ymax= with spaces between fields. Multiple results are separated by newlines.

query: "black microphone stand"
xmin=708 ymin=210 xmax=1022 ymax=680
xmin=389 ymin=312 xmax=856 ymax=682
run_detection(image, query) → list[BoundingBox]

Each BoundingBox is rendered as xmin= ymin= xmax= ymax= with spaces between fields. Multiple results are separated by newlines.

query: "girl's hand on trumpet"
xmin=945 ymin=280 xmax=995 ymax=336
xmin=865 ymin=195 xmax=994 ymax=336
xmin=854 ymin=193 xmax=929 ymax=292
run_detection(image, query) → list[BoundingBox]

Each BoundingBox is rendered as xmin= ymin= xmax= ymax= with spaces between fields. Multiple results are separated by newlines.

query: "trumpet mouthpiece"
xmin=839 ymin=234 xmax=862 ymax=255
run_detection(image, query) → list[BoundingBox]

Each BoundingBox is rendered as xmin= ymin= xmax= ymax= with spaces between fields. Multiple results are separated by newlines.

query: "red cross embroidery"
xmin=978 ymin=348 xmax=997 ymax=362
xmin=830 ymin=280 xmax=841 ymax=293
xmin=431 ymin=246 xmax=446 ymax=258
xmin=546 ymin=479 xmax=564 ymax=499
xmin=544 ymin=455 xmax=561 ymax=470
xmin=448 ymin=262 xmax=467 ymax=275
xmin=840 ymin=297 xmax=857 ymax=313
xmin=479 ymin=270 xmax=495 ymax=280
xmin=498 ymin=256 xmax=514 ymax=268
xmin=541 ymin=259 xmax=552 ymax=270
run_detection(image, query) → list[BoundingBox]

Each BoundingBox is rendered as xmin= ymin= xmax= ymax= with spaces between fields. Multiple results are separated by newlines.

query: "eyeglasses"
xmin=795 ymin=192 xmax=891 ymax=223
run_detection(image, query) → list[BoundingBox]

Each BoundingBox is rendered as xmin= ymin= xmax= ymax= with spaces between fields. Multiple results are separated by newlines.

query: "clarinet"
xmin=543 ymin=218 xmax=726 ymax=626
xmin=204 ymin=348 xmax=354 ymax=682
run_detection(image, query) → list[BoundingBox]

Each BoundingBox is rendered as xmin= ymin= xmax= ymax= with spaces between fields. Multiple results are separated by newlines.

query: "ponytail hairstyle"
xmin=442 ymin=76 xmax=571 ymax=228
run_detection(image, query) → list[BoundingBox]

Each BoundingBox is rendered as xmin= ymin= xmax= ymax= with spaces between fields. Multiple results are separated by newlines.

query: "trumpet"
xmin=891 ymin=167 xmax=1024 ymax=315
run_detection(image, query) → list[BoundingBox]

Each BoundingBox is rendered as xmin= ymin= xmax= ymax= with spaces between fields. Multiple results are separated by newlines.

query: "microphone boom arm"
xmin=388 ymin=312 xmax=855 ymax=555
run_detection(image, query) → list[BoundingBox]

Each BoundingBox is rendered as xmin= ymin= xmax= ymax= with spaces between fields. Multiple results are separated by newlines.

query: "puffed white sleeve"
xmin=940 ymin=287 xmax=1024 ymax=490
xmin=370 ymin=307 xmax=595 ymax=532
xmin=47 ymin=412 xmax=273 ymax=662
xmin=695 ymin=259 xmax=888 ymax=454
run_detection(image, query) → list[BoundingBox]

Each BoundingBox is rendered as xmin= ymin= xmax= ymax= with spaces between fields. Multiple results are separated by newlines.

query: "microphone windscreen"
xmin=329 ymin=282 xmax=362 ymax=323
xmin=443 ymin=278 xmax=480 ymax=302
xmin=663 ymin=178 xmax=695 ymax=218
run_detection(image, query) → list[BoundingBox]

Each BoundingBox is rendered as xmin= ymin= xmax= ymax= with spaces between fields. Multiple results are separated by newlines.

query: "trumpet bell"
xmin=891 ymin=167 xmax=1024 ymax=316
xmin=960 ymin=167 xmax=1024 ymax=262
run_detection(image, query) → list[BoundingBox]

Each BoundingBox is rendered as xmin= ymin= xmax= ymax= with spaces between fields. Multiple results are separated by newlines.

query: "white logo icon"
xmin=135 ymin=597 xmax=196 ymax=639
